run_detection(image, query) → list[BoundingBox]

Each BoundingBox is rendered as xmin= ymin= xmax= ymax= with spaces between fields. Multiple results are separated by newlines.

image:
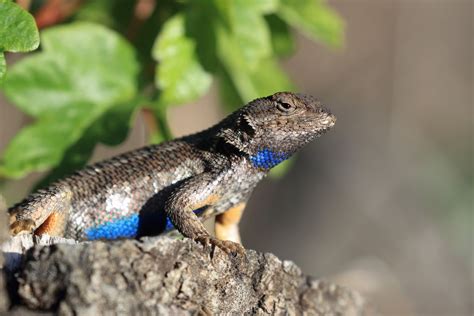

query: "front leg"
xmin=166 ymin=172 xmax=245 ymax=255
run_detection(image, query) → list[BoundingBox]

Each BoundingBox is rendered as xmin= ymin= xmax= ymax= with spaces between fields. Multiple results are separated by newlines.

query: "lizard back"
xmin=10 ymin=140 xmax=208 ymax=240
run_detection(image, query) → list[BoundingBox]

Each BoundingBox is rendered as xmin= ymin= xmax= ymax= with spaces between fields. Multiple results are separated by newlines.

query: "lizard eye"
xmin=276 ymin=101 xmax=296 ymax=113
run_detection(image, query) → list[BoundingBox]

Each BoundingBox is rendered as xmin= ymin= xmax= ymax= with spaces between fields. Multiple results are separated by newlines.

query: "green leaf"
xmin=278 ymin=0 xmax=344 ymax=48
xmin=216 ymin=21 xmax=293 ymax=103
xmin=1 ymin=22 xmax=139 ymax=178
xmin=250 ymin=58 xmax=294 ymax=96
xmin=0 ymin=106 xmax=102 ymax=178
xmin=93 ymin=98 xmax=138 ymax=146
xmin=34 ymin=99 xmax=139 ymax=189
xmin=0 ymin=0 xmax=39 ymax=52
xmin=153 ymin=14 xmax=212 ymax=107
xmin=184 ymin=1 xmax=219 ymax=72
xmin=32 ymin=133 xmax=98 ymax=190
xmin=243 ymin=0 xmax=280 ymax=14
xmin=4 ymin=22 xmax=138 ymax=117
xmin=231 ymin=0 xmax=273 ymax=68
xmin=211 ymin=1 xmax=233 ymax=28
xmin=213 ymin=0 xmax=293 ymax=103
xmin=214 ymin=0 xmax=273 ymax=70
xmin=266 ymin=14 xmax=295 ymax=57
xmin=217 ymin=56 xmax=293 ymax=110
xmin=0 ymin=0 xmax=40 ymax=82
xmin=75 ymin=0 xmax=137 ymax=32
xmin=217 ymin=69 xmax=244 ymax=112
xmin=215 ymin=23 xmax=259 ymax=101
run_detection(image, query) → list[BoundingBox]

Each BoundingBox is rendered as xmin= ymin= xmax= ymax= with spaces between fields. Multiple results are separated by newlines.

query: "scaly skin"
xmin=8 ymin=92 xmax=336 ymax=255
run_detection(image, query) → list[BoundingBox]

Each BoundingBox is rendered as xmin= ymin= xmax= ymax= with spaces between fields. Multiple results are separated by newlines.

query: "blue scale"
xmin=85 ymin=208 xmax=206 ymax=240
xmin=250 ymin=148 xmax=289 ymax=169
xmin=85 ymin=214 xmax=140 ymax=240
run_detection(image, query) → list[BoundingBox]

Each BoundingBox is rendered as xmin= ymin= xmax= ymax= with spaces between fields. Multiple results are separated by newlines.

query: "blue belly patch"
xmin=85 ymin=207 xmax=207 ymax=240
xmin=85 ymin=214 xmax=140 ymax=240
xmin=250 ymin=148 xmax=289 ymax=169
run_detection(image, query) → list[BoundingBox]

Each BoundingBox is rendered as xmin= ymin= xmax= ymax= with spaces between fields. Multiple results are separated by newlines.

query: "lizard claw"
xmin=195 ymin=236 xmax=245 ymax=257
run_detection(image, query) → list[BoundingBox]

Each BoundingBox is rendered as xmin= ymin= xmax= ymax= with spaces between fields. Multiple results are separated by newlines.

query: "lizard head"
xmin=219 ymin=92 xmax=336 ymax=169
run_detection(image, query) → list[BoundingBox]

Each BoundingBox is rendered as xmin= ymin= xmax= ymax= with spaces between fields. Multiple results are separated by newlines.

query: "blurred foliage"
xmin=0 ymin=0 xmax=39 ymax=83
xmin=0 ymin=0 xmax=344 ymax=185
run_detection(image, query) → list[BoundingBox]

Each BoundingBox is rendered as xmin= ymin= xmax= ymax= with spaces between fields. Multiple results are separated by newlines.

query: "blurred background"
xmin=0 ymin=0 xmax=472 ymax=315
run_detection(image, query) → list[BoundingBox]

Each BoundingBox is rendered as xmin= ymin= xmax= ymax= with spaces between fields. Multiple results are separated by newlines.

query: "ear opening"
xmin=239 ymin=114 xmax=256 ymax=138
xmin=215 ymin=113 xmax=256 ymax=155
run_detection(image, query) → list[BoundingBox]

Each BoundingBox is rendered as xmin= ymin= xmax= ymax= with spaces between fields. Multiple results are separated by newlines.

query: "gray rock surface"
xmin=2 ymin=234 xmax=78 ymax=273
xmin=7 ymin=236 xmax=374 ymax=315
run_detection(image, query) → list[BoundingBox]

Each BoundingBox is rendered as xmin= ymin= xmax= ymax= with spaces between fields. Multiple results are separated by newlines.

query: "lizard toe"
xmin=215 ymin=239 xmax=245 ymax=256
xmin=212 ymin=238 xmax=245 ymax=256
xmin=195 ymin=236 xmax=245 ymax=256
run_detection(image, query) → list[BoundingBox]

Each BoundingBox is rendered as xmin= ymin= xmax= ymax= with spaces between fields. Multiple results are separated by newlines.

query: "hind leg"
xmin=11 ymin=208 xmax=69 ymax=237
xmin=9 ymin=188 xmax=72 ymax=237
xmin=34 ymin=211 xmax=69 ymax=237
xmin=214 ymin=203 xmax=246 ymax=244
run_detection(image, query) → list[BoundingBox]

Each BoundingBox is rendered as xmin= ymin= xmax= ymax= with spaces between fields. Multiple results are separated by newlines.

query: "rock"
xmin=9 ymin=236 xmax=374 ymax=315
xmin=2 ymin=234 xmax=78 ymax=272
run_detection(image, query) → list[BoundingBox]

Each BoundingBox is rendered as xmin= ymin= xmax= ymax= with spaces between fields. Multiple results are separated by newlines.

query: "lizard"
xmin=8 ymin=92 xmax=336 ymax=255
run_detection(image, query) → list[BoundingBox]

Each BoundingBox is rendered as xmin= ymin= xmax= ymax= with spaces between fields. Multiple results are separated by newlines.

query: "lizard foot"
xmin=195 ymin=236 xmax=245 ymax=257
xmin=10 ymin=219 xmax=36 ymax=236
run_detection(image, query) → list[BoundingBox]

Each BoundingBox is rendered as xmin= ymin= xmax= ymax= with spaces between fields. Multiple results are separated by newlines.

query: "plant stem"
xmin=155 ymin=107 xmax=173 ymax=141
xmin=142 ymin=106 xmax=172 ymax=144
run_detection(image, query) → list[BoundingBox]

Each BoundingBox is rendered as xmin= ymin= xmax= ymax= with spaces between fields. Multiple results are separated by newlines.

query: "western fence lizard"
xmin=8 ymin=92 xmax=336 ymax=254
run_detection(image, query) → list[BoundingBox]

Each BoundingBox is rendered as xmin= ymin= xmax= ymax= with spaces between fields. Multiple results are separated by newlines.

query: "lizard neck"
xmin=247 ymin=148 xmax=291 ymax=170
